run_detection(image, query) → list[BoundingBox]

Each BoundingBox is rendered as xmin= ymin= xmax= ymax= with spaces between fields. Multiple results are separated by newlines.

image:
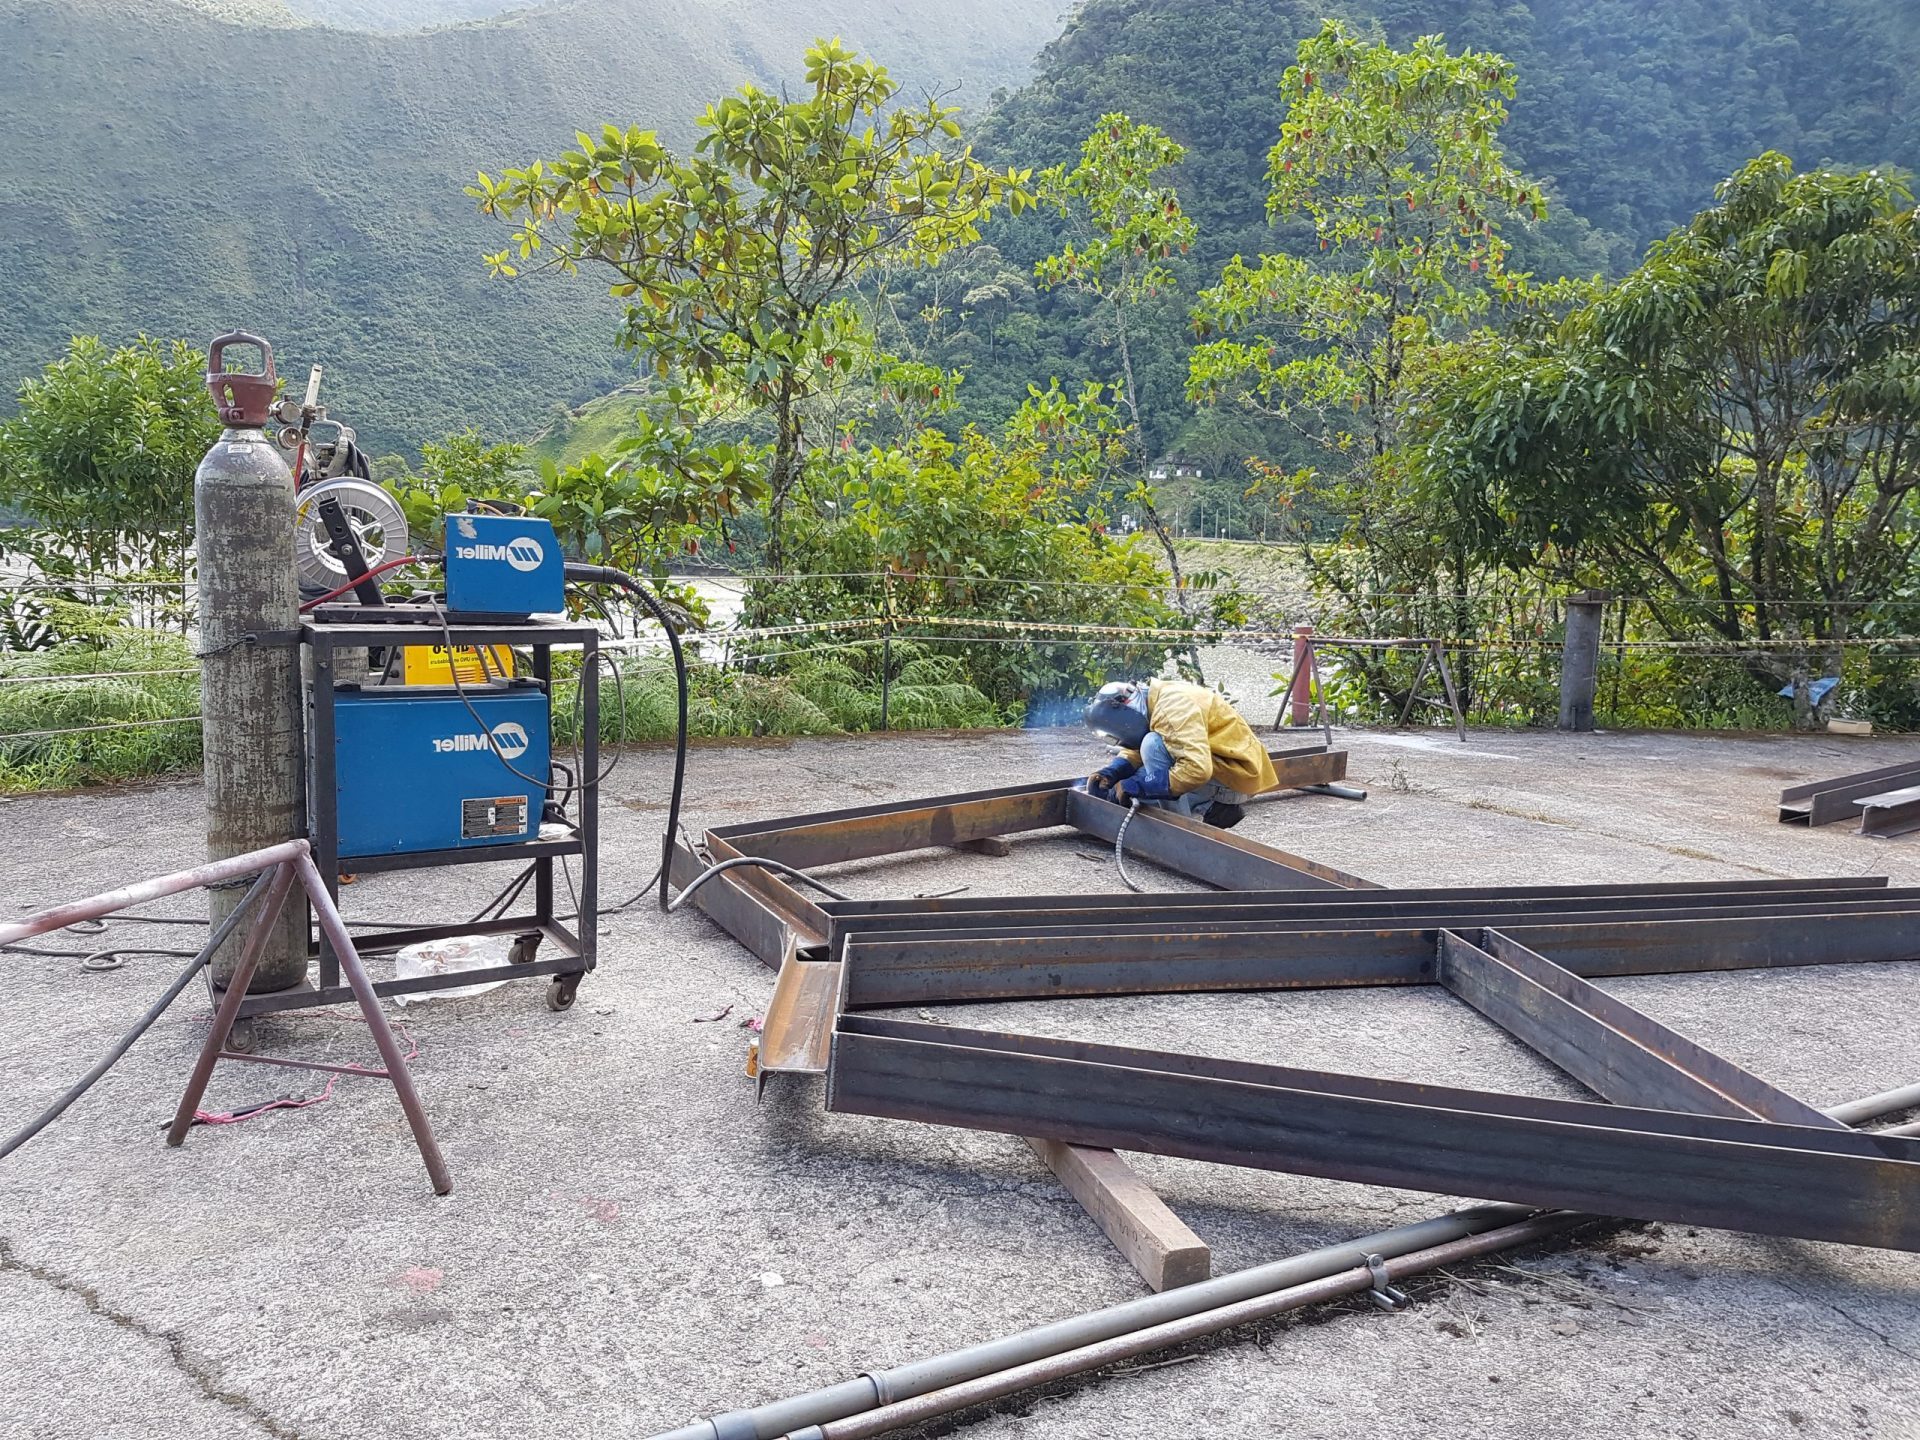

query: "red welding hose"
xmin=298 ymin=554 xmax=427 ymax=612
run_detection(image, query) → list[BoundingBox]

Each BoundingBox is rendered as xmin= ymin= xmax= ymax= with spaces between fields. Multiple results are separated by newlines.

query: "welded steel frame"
xmin=672 ymin=756 xmax=1920 ymax=1252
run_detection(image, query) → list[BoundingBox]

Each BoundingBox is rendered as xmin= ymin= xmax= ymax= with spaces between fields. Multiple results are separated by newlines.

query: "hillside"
xmin=918 ymin=0 xmax=1920 ymax=459
xmin=0 ymin=0 xmax=1063 ymax=454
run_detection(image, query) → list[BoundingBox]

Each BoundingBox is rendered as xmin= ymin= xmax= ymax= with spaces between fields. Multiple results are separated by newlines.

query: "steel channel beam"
xmin=819 ymin=875 xmax=1889 ymax=922
xmin=708 ymin=778 xmax=1073 ymax=842
xmin=1780 ymin=760 xmax=1920 ymax=825
xmin=1437 ymin=930 xmax=1841 ymax=1127
xmin=1858 ymin=785 xmax=1920 ymax=838
xmin=825 ymin=887 xmax=1917 ymax=949
xmin=837 ymin=908 xmax=1920 ymax=1006
xmin=758 ymin=944 xmax=843 ymax=1078
xmin=826 ymin=1017 xmax=1920 ymax=1251
xmin=712 ymin=786 xmax=1071 ymax=869
xmin=1065 ymin=790 xmax=1371 ymax=891
xmin=669 ymin=840 xmax=826 ymax=970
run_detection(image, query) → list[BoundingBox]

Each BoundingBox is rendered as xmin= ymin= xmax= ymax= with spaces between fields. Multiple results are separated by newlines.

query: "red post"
xmin=1288 ymin=624 xmax=1315 ymax=727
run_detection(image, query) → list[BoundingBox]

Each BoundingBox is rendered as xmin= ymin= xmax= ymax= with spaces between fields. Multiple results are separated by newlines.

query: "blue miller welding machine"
xmin=271 ymin=511 xmax=604 ymax=1018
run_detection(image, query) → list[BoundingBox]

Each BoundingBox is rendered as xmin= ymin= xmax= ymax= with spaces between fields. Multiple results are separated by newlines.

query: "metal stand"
xmin=1274 ymin=634 xmax=1467 ymax=743
xmin=0 ymin=840 xmax=449 ymax=1193
xmin=168 ymin=847 xmax=452 ymax=1194
xmin=241 ymin=608 xmax=601 ymax=1020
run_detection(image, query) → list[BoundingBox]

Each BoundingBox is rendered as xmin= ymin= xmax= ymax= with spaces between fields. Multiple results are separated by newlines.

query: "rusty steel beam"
xmin=756 ymin=944 xmax=843 ymax=1082
xmin=669 ymin=838 xmax=828 ymax=971
xmin=823 ymin=886 xmax=1914 ymax=951
xmin=1436 ymin=930 xmax=1841 ymax=1127
xmin=819 ymin=875 xmax=1889 ymax=922
xmin=826 ymin=1017 xmax=1920 ymax=1252
xmin=1780 ymin=759 xmax=1920 ymax=825
xmin=712 ymin=784 xmax=1071 ymax=869
xmin=1065 ymin=790 xmax=1371 ymax=891
xmin=834 ymin=906 xmax=1920 ymax=1006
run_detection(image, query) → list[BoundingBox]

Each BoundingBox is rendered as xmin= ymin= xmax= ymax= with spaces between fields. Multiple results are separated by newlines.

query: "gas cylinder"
xmin=196 ymin=332 xmax=308 ymax=991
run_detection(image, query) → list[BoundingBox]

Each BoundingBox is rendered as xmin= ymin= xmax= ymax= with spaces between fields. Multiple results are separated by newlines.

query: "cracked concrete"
xmin=2 ymin=724 xmax=1919 ymax=1439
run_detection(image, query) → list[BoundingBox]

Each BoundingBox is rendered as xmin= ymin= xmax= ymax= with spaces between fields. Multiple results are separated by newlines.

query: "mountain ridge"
xmin=0 ymin=0 xmax=1063 ymax=452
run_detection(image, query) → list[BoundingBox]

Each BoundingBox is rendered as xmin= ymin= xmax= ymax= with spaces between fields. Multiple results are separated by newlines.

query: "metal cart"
xmin=233 ymin=607 xmax=600 ymax=1023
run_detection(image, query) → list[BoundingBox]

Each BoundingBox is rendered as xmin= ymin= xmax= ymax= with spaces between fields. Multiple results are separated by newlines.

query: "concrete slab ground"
xmin=2 ymin=724 xmax=1918 ymax=1440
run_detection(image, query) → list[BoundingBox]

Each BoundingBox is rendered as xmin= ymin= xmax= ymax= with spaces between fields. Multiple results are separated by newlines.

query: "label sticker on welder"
xmin=462 ymin=796 xmax=527 ymax=839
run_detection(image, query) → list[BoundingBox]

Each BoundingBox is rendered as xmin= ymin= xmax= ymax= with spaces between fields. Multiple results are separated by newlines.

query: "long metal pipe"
xmin=650 ymin=1078 xmax=1916 ymax=1440
xmin=0 ymin=840 xmax=312 ymax=946
xmin=646 ymin=1203 xmax=1536 ymax=1440
xmin=1826 ymin=1081 xmax=1920 ymax=1125
xmin=791 ymin=1213 xmax=1584 ymax=1440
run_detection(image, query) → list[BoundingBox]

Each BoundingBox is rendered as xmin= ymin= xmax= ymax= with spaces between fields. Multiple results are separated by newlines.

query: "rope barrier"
xmin=12 ymin=600 xmax=1920 ymax=743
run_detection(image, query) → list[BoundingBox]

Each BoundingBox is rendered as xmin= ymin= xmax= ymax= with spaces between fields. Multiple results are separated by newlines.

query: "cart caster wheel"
xmin=508 ymin=931 xmax=543 ymax=965
xmin=225 ymin=1019 xmax=259 ymax=1055
xmin=545 ymin=975 xmax=581 ymax=1012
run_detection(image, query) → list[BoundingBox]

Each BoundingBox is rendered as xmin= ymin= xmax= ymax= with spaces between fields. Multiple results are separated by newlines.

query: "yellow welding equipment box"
xmin=401 ymin=644 xmax=515 ymax=686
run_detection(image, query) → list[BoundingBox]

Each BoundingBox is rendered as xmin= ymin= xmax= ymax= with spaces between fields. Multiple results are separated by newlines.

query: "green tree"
xmin=1035 ymin=113 xmax=1203 ymax=649
xmin=779 ymin=381 xmax=1189 ymax=710
xmin=386 ymin=428 xmax=530 ymax=536
xmin=1186 ymin=21 xmax=1549 ymax=686
xmin=472 ymin=39 xmax=1031 ymax=567
xmin=0 ymin=335 xmax=220 ymax=579
xmin=1412 ymin=154 xmax=1920 ymax=728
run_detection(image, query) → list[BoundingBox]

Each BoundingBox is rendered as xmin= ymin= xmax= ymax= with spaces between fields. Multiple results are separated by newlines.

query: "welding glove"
xmin=1088 ymin=756 xmax=1137 ymax=797
xmin=1113 ymin=734 xmax=1175 ymax=804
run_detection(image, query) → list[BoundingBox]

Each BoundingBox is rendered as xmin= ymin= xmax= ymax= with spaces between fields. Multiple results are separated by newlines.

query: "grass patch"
xmin=0 ymin=633 xmax=1007 ymax=794
xmin=0 ymin=633 xmax=202 ymax=791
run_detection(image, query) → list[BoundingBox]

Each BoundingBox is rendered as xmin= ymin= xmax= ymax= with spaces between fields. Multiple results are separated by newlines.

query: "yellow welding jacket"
xmin=1119 ymin=679 xmax=1282 ymax=797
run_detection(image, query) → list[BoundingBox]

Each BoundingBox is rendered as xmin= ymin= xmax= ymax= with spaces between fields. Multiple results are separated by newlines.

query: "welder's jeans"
xmin=1139 ymin=733 xmax=1251 ymax=817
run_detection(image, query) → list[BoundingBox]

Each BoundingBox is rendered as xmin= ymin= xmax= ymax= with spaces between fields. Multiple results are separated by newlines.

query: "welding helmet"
xmin=1084 ymin=681 xmax=1149 ymax=748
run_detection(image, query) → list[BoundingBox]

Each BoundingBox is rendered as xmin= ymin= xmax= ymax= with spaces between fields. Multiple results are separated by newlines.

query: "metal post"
xmin=196 ymin=333 xmax=307 ymax=991
xmin=878 ymin=572 xmax=895 ymax=732
xmin=1287 ymin=624 xmax=1314 ymax=728
xmin=1558 ymin=589 xmax=1608 ymax=732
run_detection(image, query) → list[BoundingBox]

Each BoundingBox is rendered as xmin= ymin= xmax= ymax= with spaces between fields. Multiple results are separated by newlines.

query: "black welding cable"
xmin=562 ymin=562 xmax=689 ymax=912
xmin=0 ymin=867 xmax=275 ymax=1162
xmin=666 ymin=855 xmax=853 ymax=910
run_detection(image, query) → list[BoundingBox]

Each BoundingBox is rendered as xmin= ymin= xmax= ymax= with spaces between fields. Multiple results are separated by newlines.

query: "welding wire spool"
xmin=293 ymin=478 xmax=409 ymax=591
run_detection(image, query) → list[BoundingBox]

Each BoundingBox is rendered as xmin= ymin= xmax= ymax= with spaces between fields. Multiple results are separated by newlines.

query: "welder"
xmin=1082 ymin=679 xmax=1279 ymax=829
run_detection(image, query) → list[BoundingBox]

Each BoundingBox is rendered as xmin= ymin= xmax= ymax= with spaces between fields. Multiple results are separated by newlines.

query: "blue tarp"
xmin=1778 ymin=676 xmax=1841 ymax=705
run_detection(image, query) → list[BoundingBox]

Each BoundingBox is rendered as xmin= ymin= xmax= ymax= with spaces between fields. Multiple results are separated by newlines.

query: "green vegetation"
xmin=475 ymin=39 xmax=1033 ymax=568
xmin=910 ymin=0 xmax=1918 ymax=462
xmin=1413 ymin=154 xmax=1920 ymax=728
xmin=0 ymin=631 xmax=201 ymax=791
xmin=0 ymin=336 xmax=218 ymax=649
xmin=524 ymin=387 xmax=649 ymax=471
xmin=3 ymin=3 xmax=1918 ymax=788
xmin=558 ymin=642 xmax=1004 ymax=748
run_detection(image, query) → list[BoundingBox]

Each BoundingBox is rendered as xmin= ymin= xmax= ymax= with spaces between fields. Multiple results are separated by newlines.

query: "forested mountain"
xmin=0 ymin=0 xmax=1060 ymax=453
xmin=917 ymin=0 xmax=1920 ymax=463
xmin=4 ymin=0 xmax=1914 ymax=462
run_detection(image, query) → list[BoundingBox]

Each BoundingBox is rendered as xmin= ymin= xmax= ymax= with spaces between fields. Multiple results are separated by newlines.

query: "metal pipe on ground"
xmin=787 ymin=1213 xmax=1585 ymax=1440
xmin=645 ymin=1204 xmax=1537 ymax=1440
xmin=1826 ymin=1081 xmax=1920 ymax=1126
xmin=651 ymin=1082 xmax=1915 ymax=1440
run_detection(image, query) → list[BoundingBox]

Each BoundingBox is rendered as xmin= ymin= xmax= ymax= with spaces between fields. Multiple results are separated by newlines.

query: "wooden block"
xmin=1025 ymin=1137 xmax=1210 ymax=1291
xmin=955 ymin=836 xmax=1014 ymax=857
